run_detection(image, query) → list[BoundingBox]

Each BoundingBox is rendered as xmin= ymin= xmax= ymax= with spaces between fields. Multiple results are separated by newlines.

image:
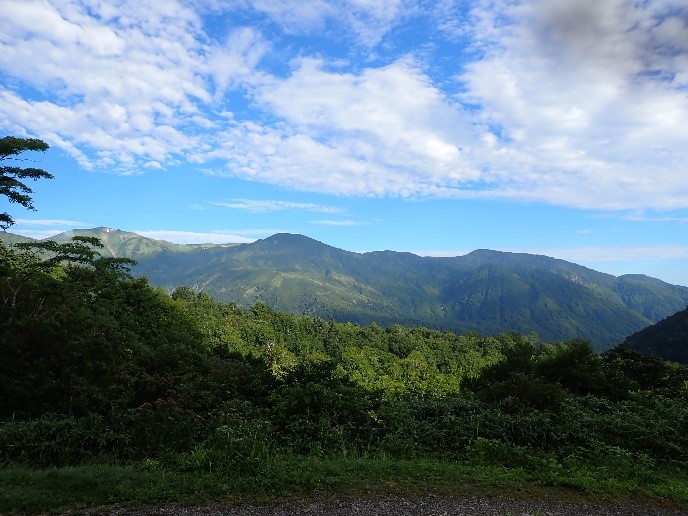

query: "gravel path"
xmin=67 ymin=496 xmax=688 ymax=515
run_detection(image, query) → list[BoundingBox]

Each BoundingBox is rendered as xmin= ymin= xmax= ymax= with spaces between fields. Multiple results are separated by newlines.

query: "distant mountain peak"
xmin=262 ymin=233 xmax=323 ymax=244
xmin=466 ymin=249 xmax=549 ymax=259
xmin=256 ymin=233 xmax=341 ymax=254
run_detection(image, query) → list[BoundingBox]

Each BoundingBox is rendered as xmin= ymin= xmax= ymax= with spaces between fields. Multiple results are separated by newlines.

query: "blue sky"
xmin=2 ymin=0 xmax=688 ymax=285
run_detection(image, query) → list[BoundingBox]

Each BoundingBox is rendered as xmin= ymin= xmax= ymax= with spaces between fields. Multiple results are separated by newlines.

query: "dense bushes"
xmin=1 ymin=241 xmax=688 ymax=478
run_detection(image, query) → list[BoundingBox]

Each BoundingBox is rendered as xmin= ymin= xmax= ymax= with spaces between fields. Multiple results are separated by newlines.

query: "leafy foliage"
xmin=2 ymin=256 xmax=687 ymax=473
xmin=0 ymin=136 xmax=53 ymax=229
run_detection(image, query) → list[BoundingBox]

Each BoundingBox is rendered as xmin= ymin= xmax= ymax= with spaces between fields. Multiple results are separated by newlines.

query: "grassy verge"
xmin=2 ymin=456 xmax=687 ymax=514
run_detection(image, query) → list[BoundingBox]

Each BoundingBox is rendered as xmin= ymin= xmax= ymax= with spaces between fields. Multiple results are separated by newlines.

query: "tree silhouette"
xmin=0 ymin=136 xmax=53 ymax=229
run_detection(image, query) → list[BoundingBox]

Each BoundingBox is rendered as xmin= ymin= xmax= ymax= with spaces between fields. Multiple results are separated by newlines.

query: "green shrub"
xmin=175 ymin=418 xmax=274 ymax=476
xmin=0 ymin=414 xmax=130 ymax=467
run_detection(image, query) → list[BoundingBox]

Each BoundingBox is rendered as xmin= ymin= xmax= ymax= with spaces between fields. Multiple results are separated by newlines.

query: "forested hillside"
xmin=5 ymin=229 xmax=687 ymax=349
xmin=49 ymin=226 xmax=240 ymax=259
xmin=133 ymin=233 xmax=688 ymax=349
xmin=625 ymin=305 xmax=688 ymax=363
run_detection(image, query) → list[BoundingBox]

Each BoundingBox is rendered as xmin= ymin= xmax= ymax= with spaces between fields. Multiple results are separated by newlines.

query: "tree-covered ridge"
xmin=0 ymin=227 xmax=241 ymax=260
xmin=624 ymin=305 xmax=688 ymax=364
xmin=5 ymin=229 xmax=686 ymax=349
xmin=124 ymin=232 xmax=688 ymax=349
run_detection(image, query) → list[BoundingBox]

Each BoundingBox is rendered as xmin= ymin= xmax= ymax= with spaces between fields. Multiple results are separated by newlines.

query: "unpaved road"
xmin=63 ymin=495 xmax=688 ymax=515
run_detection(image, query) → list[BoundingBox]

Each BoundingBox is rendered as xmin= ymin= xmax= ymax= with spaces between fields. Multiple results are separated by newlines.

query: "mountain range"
xmin=3 ymin=227 xmax=688 ymax=350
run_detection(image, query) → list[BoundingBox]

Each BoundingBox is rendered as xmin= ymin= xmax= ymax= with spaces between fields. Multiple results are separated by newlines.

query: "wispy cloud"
xmin=10 ymin=218 xmax=90 ymax=239
xmin=14 ymin=218 xmax=88 ymax=227
xmin=216 ymin=228 xmax=285 ymax=237
xmin=135 ymin=230 xmax=254 ymax=244
xmin=413 ymin=249 xmax=471 ymax=258
xmin=310 ymin=219 xmax=365 ymax=226
xmin=10 ymin=229 xmax=64 ymax=240
xmin=622 ymin=213 xmax=688 ymax=224
xmin=211 ymin=199 xmax=345 ymax=214
xmin=229 ymin=0 xmax=410 ymax=46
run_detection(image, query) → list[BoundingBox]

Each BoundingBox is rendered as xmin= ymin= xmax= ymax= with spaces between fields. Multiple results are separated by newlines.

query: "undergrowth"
xmin=2 ymin=453 xmax=687 ymax=514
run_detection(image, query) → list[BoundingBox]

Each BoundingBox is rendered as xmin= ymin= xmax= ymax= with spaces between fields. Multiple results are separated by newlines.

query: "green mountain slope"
xmin=49 ymin=227 xmax=188 ymax=258
xmin=131 ymin=233 xmax=688 ymax=349
xmin=624 ymin=305 xmax=688 ymax=363
xmin=0 ymin=232 xmax=35 ymax=245
xmin=0 ymin=227 xmax=241 ymax=260
xmin=4 ymin=229 xmax=687 ymax=349
xmin=50 ymin=227 xmax=240 ymax=259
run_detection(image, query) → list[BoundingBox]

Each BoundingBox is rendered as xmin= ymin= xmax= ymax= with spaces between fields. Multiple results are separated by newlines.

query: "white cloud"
xmin=0 ymin=0 xmax=209 ymax=170
xmin=456 ymin=0 xmax=688 ymax=209
xmin=14 ymin=218 xmax=88 ymax=226
xmin=543 ymin=246 xmax=688 ymax=263
xmin=622 ymin=212 xmax=688 ymax=223
xmin=211 ymin=199 xmax=345 ymax=214
xmin=206 ymin=27 xmax=269 ymax=98
xmin=218 ymin=228 xmax=285 ymax=237
xmin=203 ymin=58 xmax=479 ymax=196
xmin=310 ymin=219 xmax=365 ymax=226
xmin=10 ymin=229 xmax=65 ymax=240
xmin=344 ymin=0 xmax=409 ymax=46
xmin=230 ymin=0 xmax=410 ymax=45
xmin=231 ymin=0 xmax=335 ymax=32
xmin=10 ymin=219 xmax=89 ymax=239
xmin=411 ymin=249 xmax=470 ymax=258
xmin=135 ymin=230 xmax=254 ymax=244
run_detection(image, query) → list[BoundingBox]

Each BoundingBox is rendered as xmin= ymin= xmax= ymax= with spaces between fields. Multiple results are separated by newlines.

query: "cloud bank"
xmin=1 ymin=0 xmax=687 ymax=210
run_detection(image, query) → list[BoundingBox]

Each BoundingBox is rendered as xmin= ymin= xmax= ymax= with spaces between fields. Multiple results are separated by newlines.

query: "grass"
xmin=2 ymin=455 xmax=687 ymax=514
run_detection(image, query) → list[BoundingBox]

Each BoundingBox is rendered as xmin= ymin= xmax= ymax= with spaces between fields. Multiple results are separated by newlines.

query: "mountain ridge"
xmin=2 ymin=227 xmax=687 ymax=349
xmin=1 ymin=227 xmax=241 ymax=259
xmin=624 ymin=305 xmax=688 ymax=363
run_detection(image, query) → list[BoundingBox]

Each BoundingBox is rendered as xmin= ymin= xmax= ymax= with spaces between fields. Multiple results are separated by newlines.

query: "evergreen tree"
xmin=0 ymin=136 xmax=53 ymax=229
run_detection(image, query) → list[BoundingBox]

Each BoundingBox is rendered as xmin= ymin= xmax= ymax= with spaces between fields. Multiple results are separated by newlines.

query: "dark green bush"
xmin=0 ymin=413 xmax=131 ymax=467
